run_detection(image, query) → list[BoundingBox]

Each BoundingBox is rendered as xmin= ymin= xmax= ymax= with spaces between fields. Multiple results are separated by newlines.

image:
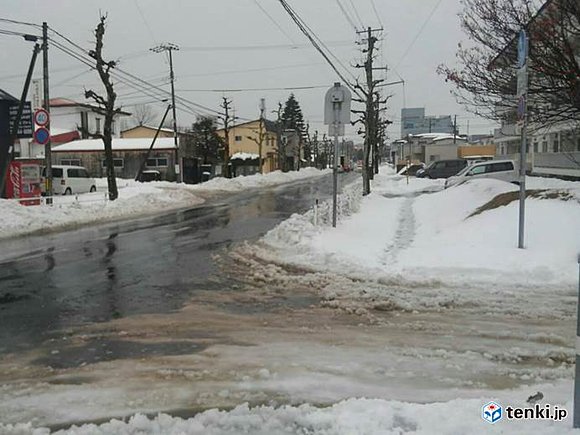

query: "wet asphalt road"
xmin=0 ymin=173 xmax=357 ymax=354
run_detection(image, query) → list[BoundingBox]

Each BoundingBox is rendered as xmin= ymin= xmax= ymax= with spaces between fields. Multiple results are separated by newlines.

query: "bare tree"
xmin=438 ymin=0 xmax=580 ymax=128
xmin=85 ymin=15 xmax=120 ymax=200
xmin=132 ymin=104 xmax=157 ymax=126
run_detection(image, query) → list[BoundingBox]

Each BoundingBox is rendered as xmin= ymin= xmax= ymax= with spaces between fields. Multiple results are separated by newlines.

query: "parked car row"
xmin=445 ymin=160 xmax=518 ymax=188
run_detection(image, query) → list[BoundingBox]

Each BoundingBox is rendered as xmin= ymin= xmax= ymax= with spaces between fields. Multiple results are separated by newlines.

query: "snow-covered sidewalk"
xmin=0 ymin=168 xmax=329 ymax=240
xmin=259 ymin=168 xmax=580 ymax=289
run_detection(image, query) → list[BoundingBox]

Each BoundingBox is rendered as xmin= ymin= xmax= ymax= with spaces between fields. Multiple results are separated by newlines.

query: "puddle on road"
xmin=34 ymin=338 xmax=208 ymax=369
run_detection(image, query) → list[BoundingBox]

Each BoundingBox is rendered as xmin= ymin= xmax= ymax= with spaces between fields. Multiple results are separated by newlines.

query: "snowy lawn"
xmin=0 ymin=168 xmax=329 ymax=240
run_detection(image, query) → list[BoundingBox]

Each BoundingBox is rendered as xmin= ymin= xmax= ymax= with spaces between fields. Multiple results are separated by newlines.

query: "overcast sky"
xmin=0 ymin=0 xmax=499 ymax=141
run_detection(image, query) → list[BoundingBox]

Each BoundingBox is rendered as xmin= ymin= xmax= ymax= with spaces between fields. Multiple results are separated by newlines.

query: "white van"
xmin=445 ymin=160 xmax=519 ymax=188
xmin=42 ymin=165 xmax=97 ymax=195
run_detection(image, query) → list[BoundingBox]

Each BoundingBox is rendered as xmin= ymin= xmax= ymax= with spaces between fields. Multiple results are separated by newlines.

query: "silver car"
xmin=445 ymin=160 xmax=519 ymax=188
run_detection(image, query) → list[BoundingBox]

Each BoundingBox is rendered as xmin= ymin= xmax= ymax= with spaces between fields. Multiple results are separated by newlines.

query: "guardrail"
xmin=8 ymin=191 xmax=109 ymax=207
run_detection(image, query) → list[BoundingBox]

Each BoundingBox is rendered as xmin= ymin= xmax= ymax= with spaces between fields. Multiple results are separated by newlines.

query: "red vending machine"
xmin=5 ymin=160 xmax=42 ymax=206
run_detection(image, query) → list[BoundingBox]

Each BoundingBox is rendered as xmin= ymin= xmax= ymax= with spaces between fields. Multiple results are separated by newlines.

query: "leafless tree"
xmin=438 ymin=0 xmax=580 ymax=128
xmin=85 ymin=15 xmax=120 ymax=200
xmin=132 ymin=104 xmax=157 ymax=127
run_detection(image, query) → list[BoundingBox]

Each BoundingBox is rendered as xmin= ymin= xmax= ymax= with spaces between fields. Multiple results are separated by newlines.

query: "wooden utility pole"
xmin=219 ymin=97 xmax=233 ymax=177
xmin=42 ymin=22 xmax=53 ymax=202
xmin=273 ymin=102 xmax=285 ymax=171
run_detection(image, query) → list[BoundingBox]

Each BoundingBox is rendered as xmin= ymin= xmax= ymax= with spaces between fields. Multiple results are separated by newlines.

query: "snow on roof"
xmin=52 ymin=137 xmax=178 ymax=152
xmin=411 ymin=133 xmax=468 ymax=142
xmin=231 ymin=152 xmax=259 ymax=160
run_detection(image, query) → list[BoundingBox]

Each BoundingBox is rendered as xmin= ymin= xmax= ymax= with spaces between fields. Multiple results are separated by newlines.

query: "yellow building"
xmin=216 ymin=119 xmax=279 ymax=173
xmin=121 ymin=125 xmax=175 ymax=139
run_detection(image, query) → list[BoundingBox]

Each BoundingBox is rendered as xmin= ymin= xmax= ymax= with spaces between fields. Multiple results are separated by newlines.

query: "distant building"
xmin=216 ymin=119 xmax=279 ymax=174
xmin=392 ymin=133 xmax=468 ymax=164
xmin=401 ymin=108 xmax=454 ymax=138
xmin=51 ymin=137 xmax=178 ymax=181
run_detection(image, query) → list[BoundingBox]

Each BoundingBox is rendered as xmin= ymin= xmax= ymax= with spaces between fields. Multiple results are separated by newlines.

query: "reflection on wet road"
xmin=0 ymin=173 xmax=356 ymax=352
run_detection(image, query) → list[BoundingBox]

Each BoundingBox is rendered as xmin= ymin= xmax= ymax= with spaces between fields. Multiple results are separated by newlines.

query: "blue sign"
xmin=34 ymin=127 xmax=50 ymax=145
xmin=517 ymin=29 xmax=528 ymax=68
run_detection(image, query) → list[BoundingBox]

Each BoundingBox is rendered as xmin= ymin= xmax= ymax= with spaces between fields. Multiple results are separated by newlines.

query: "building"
xmin=216 ymin=119 xmax=279 ymax=174
xmin=393 ymin=133 xmax=468 ymax=165
xmin=121 ymin=125 xmax=175 ymax=139
xmin=489 ymin=0 xmax=580 ymax=179
xmin=401 ymin=108 xmax=454 ymax=138
xmin=51 ymin=137 xmax=178 ymax=181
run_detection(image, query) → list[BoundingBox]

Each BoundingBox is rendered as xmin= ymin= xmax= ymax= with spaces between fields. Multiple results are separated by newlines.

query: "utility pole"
xmin=42 ymin=22 xmax=53 ymax=204
xmin=248 ymin=99 xmax=266 ymax=174
xmin=273 ymin=102 xmax=285 ymax=171
xmin=354 ymin=27 xmax=386 ymax=195
xmin=219 ymin=97 xmax=233 ymax=177
xmin=151 ymin=43 xmax=180 ymax=182
xmin=453 ymin=115 xmax=458 ymax=144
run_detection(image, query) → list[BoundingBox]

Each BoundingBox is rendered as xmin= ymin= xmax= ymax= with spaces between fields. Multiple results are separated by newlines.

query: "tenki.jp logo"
xmin=482 ymin=401 xmax=503 ymax=424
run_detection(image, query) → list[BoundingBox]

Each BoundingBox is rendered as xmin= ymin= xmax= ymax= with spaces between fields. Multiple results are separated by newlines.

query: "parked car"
xmin=137 ymin=170 xmax=161 ymax=182
xmin=416 ymin=159 xmax=468 ymax=179
xmin=41 ymin=165 xmax=97 ymax=195
xmin=397 ymin=163 xmax=425 ymax=176
xmin=445 ymin=160 xmax=518 ymax=188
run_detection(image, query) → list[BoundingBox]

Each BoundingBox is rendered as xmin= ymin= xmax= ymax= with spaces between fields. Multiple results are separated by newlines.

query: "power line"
xmin=277 ymin=0 xmax=361 ymax=98
xmin=347 ymin=0 xmax=365 ymax=29
xmin=177 ymin=84 xmax=329 ymax=93
xmin=369 ymin=0 xmax=384 ymax=28
xmin=251 ymin=0 xmax=297 ymax=44
xmin=335 ymin=0 xmax=359 ymax=32
xmin=179 ymin=40 xmax=352 ymax=52
xmin=395 ymin=0 xmax=444 ymax=69
xmin=0 ymin=17 xmax=40 ymax=28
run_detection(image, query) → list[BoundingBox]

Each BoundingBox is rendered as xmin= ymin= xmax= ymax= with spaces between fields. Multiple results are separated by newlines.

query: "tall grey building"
xmin=401 ymin=108 xmax=454 ymax=138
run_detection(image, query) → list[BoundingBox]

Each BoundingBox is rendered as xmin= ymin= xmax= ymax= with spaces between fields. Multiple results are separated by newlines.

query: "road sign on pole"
xmin=324 ymin=82 xmax=351 ymax=228
xmin=34 ymin=127 xmax=50 ymax=145
xmin=516 ymin=28 xmax=528 ymax=249
xmin=33 ymin=108 xmax=49 ymax=127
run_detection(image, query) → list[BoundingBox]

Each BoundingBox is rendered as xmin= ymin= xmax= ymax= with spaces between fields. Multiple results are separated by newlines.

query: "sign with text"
xmin=8 ymin=102 xmax=33 ymax=138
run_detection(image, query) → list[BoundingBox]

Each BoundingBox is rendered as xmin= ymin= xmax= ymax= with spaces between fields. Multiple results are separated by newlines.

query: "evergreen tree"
xmin=189 ymin=117 xmax=223 ymax=165
xmin=281 ymin=94 xmax=305 ymax=134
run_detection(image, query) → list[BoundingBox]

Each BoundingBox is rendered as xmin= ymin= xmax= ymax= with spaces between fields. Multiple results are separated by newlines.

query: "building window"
xmin=235 ymin=135 xmax=242 ymax=142
xmin=533 ymin=142 xmax=538 ymax=153
xmin=95 ymin=118 xmax=102 ymax=134
xmin=102 ymin=158 xmax=124 ymax=168
xmin=146 ymin=157 xmax=168 ymax=167
xmin=542 ymin=141 xmax=548 ymax=153
xmin=60 ymin=158 xmax=81 ymax=166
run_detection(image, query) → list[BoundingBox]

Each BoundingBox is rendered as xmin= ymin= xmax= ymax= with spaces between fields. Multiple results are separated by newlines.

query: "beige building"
xmin=121 ymin=125 xmax=175 ymax=139
xmin=217 ymin=119 xmax=279 ymax=173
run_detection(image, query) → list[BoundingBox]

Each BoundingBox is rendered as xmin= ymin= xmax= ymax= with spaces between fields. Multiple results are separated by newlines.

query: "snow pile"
xmin=257 ymin=171 xmax=580 ymax=290
xmin=0 ymin=168 xmax=329 ymax=240
xmin=1 ymin=393 xmax=574 ymax=434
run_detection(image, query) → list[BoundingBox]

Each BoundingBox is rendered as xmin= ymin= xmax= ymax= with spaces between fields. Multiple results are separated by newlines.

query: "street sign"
xmin=8 ymin=102 xmax=33 ymax=139
xmin=517 ymin=65 xmax=528 ymax=97
xmin=34 ymin=127 xmax=50 ymax=145
xmin=517 ymin=29 xmax=528 ymax=68
xmin=34 ymin=108 xmax=49 ymax=127
xmin=324 ymin=82 xmax=351 ymax=127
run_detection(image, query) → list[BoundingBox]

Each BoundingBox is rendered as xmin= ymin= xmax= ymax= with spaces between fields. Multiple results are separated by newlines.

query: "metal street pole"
xmin=332 ymin=101 xmax=340 ymax=228
xmin=517 ymin=29 xmax=529 ymax=249
xmin=42 ymin=22 xmax=53 ymax=204
xmin=518 ymin=102 xmax=527 ymax=249
xmin=574 ymin=254 xmax=580 ymax=428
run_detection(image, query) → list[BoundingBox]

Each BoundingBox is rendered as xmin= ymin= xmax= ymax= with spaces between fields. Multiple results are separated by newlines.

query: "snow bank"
xmin=2 ymin=384 xmax=574 ymax=434
xmin=257 ymin=171 xmax=580 ymax=291
xmin=0 ymin=168 xmax=329 ymax=240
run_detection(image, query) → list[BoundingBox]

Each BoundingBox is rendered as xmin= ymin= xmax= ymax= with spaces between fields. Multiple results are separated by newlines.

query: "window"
xmin=235 ymin=135 xmax=242 ymax=142
xmin=542 ymin=141 xmax=548 ymax=153
xmin=95 ymin=118 xmax=102 ymax=134
xmin=67 ymin=168 xmax=80 ymax=178
xmin=60 ymin=159 xmax=81 ymax=166
xmin=553 ymin=136 xmax=559 ymax=153
xmin=102 ymin=158 xmax=124 ymax=168
xmin=42 ymin=167 xmax=63 ymax=177
xmin=533 ymin=142 xmax=538 ymax=153
xmin=468 ymin=165 xmax=486 ymax=176
xmin=146 ymin=157 xmax=168 ymax=168
xmin=487 ymin=162 xmax=513 ymax=173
